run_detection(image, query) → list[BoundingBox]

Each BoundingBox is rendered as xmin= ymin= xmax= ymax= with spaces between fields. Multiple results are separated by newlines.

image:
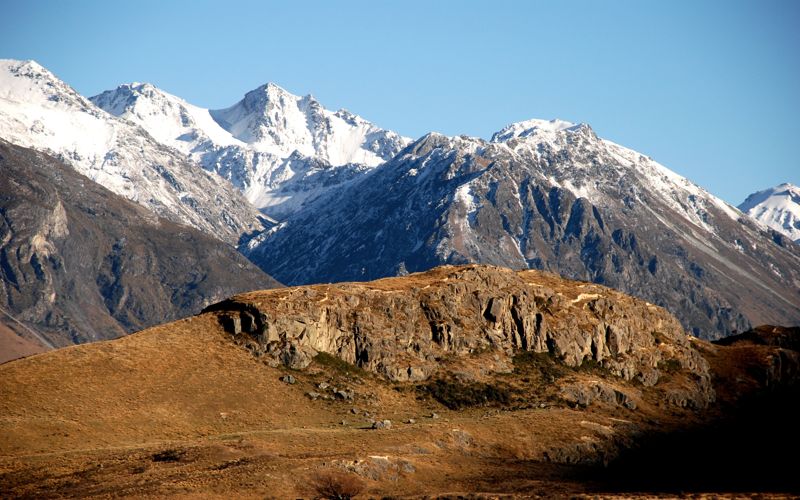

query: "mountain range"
xmin=90 ymin=80 xmax=409 ymax=219
xmin=245 ymin=122 xmax=800 ymax=338
xmin=1 ymin=58 xmax=799 ymax=344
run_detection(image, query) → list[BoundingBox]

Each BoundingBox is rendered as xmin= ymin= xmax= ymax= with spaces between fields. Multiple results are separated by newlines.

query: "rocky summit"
xmin=207 ymin=265 xmax=713 ymax=408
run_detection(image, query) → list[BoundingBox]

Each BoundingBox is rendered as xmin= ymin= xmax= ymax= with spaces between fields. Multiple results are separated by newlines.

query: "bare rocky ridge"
xmin=206 ymin=265 xmax=713 ymax=408
xmin=0 ymin=140 xmax=280 ymax=348
xmin=247 ymin=127 xmax=800 ymax=339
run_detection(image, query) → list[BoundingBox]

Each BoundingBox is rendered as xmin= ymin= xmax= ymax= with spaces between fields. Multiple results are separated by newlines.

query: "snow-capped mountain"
xmin=739 ymin=183 xmax=800 ymax=243
xmin=245 ymin=119 xmax=800 ymax=339
xmin=90 ymin=81 xmax=409 ymax=219
xmin=0 ymin=59 xmax=263 ymax=244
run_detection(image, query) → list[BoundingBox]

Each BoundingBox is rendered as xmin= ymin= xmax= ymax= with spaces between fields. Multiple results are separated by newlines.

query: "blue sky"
xmin=2 ymin=0 xmax=798 ymax=204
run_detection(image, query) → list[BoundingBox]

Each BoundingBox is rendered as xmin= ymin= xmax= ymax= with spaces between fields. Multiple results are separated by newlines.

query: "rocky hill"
xmin=246 ymin=124 xmax=800 ymax=339
xmin=206 ymin=265 xmax=713 ymax=408
xmin=0 ymin=139 xmax=280 ymax=348
xmin=1 ymin=266 xmax=798 ymax=497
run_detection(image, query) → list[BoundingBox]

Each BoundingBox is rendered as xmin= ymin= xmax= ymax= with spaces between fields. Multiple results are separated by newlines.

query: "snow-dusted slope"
xmin=0 ymin=59 xmax=263 ymax=244
xmin=91 ymin=81 xmax=410 ymax=219
xmin=246 ymin=119 xmax=800 ymax=339
xmin=739 ymin=183 xmax=800 ymax=243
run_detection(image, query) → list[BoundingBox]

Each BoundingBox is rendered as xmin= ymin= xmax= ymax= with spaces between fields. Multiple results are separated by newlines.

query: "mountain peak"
xmin=0 ymin=58 xmax=81 ymax=105
xmin=739 ymin=183 xmax=800 ymax=242
xmin=0 ymin=58 xmax=49 ymax=76
xmin=490 ymin=118 xmax=586 ymax=143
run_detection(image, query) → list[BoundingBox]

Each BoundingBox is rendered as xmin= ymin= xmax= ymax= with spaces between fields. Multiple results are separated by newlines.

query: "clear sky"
xmin=2 ymin=0 xmax=798 ymax=204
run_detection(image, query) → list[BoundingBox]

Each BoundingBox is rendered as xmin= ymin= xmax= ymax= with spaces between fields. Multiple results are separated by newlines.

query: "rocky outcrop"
xmin=206 ymin=265 xmax=711 ymax=400
xmin=0 ymin=140 xmax=281 ymax=347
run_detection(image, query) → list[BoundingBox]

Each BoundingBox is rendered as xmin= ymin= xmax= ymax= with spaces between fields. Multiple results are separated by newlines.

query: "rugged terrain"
xmin=2 ymin=266 xmax=798 ymax=498
xmin=0 ymin=139 xmax=280 ymax=349
xmin=247 ymin=123 xmax=800 ymax=339
xmin=0 ymin=59 xmax=264 ymax=244
xmin=90 ymin=80 xmax=409 ymax=219
xmin=4 ymin=59 xmax=799 ymax=344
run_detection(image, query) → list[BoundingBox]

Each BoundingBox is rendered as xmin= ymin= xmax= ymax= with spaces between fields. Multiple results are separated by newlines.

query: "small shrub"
xmin=309 ymin=469 xmax=365 ymax=500
xmin=314 ymin=352 xmax=368 ymax=378
xmin=417 ymin=379 xmax=511 ymax=410
xmin=658 ymin=358 xmax=682 ymax=374
xmin=151 ymin=449 xmax=184 ymax=462
xmin=512 ymin=351 xmax=567 ymax=380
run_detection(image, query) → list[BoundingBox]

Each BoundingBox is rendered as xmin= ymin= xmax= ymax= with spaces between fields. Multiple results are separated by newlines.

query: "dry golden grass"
xmin=0 ymin=310 xmax=652 ymax=498
xmin=1 ymin=284 xmax=794 ymax=498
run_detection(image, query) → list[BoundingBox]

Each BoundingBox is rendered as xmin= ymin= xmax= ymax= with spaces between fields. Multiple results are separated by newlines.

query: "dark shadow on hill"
xmin=583 ymin=386 xmax=800 ymax=494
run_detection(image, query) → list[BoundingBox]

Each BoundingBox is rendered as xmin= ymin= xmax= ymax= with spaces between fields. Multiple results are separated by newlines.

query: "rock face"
xmin=246 ymin=125 xmax=800 ymax=339
xmin=206 ymin=265 xmax=711 ymax=404
xmin=0 ymin=140 xmax=281 ymax=347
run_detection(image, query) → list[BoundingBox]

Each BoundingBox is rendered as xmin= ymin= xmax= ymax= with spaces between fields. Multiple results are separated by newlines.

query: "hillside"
xmin=2 ymin=266 xmax=798 ymax=497
xmin=0 ymin=139 xmax=280 ymax=348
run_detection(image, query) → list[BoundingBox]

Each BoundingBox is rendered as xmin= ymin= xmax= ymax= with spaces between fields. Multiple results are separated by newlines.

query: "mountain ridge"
xmin=0 ymin=59 xmax=264 ymax=245
xmin=90 ymin=78 xmax=410 ymax=219
xmin=245 ymin=124 xmax=800 ymax=339
xmin=0 ymin=139 xmax=281 ymax=348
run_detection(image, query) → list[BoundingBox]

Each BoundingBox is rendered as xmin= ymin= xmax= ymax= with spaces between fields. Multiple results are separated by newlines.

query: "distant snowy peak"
xmin=90 ymin=82 xmax=243 ymax=152
xmin=91 ymin=79 xmax=410 ymax=218
xmin=490 ymin=118 xmax=585 ymax=143
xmin=1 ymin=59 xmax=85 ymax=107
xmin=209 ymin=82 xmax=409 ymax=166
xmin=0 ymin=59 xmax=263 ymax=245
xmin=739 ymin=183 xmax=800 ymax=242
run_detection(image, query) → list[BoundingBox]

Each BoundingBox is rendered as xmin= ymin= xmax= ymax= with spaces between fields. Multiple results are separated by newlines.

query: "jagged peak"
xmin=490 ymin=118 xmax=591 ymax=143
xmin=402 ymin=132 xmax=485 ymax=159
xmin=0 ymin=58 xmax=49 ymax=76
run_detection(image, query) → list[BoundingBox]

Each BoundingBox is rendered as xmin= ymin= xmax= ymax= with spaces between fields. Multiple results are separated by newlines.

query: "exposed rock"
xmin=205 ymin=265 xmax=712 ymax=404
xmin=279 ymin=375 xmax=296 ymax=385
xmin=560 ymin=381 xmax=638 ymax=409
xmin=334 ymin=390 xmax=353 ymax=401
xmin=371 ymin=420 xmax=392 ymax=430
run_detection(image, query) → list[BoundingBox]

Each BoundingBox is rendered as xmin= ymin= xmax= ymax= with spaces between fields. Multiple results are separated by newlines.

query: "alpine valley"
xmin=2 ymin=58 xmax=800 ymax=498
xmin=1 ymin=59 xmax=799 ymax=352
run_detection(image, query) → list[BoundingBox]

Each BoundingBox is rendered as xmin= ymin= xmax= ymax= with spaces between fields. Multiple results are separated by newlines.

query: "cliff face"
xmin=206 ymin=265 xmax=712 ymax=406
